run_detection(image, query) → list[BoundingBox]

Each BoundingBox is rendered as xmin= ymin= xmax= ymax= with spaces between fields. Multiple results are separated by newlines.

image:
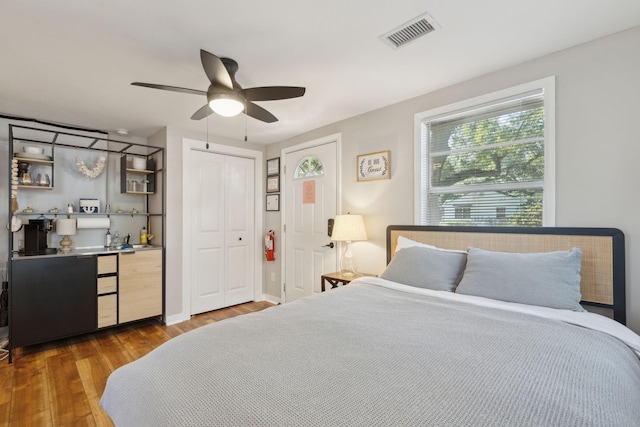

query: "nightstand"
xmin=321 ymin=271 xmax=374 ymax=292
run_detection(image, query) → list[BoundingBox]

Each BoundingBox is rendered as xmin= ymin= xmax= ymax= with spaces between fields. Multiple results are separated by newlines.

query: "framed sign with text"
xmin=266 ymin=175 xmax=280 ymax=193
xmin=266 ymin=157 xmax=280 ymax=176
xmin=357 ymin=150 xmax=390 ymax=182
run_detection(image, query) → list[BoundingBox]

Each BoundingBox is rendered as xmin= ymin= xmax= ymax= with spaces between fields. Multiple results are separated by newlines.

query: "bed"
xmin=101 ymin=226 xmax=640 ymax=426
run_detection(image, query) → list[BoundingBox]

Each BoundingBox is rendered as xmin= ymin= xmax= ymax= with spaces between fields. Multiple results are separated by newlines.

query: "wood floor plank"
xmin=113 ymin=327 xmax=155 ymax=361
xmin=69 ymin=335 xmax=102 ymax=362
xmin=9 ymin=351 xmax=52 ymax=425
xmin=46 ymin=353 xmax=93 ymax=426
xmin=0 ymin=362 xmax=14 ymax=426
xmin=76 ymin=356 xmax=115 ymax=427
xmin=1 ymin=300 xmax=273 ymax=426
xmin=58 ymin=413 xmax=97 ymax=427
xmin=163 ymin=324 xmax=187 ymax=338
xmin=92 ymin=333 xmax=134 ymax=372
xmin=135 ymin=322 xmax=173 ymax=349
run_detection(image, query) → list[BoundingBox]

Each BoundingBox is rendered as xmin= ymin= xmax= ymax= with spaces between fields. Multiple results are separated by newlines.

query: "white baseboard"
xmin=165 ymin=312 xmax=190 ymax=326
xmin=262 ymin=294 xmax=281 ymax=305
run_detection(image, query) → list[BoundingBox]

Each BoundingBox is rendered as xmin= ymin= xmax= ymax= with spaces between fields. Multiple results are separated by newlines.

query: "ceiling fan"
xmin=132 ymin=49 xmax=305 ymax=123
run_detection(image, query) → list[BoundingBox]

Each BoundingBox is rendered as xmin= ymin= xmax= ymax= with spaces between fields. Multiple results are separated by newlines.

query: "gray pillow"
xmin=455 ymin=247 xmax=584 ymax=311
xmin=381 ymin=246 xmax=467 ymax=292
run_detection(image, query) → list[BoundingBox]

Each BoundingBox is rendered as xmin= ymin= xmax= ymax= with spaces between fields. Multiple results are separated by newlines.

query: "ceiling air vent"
xmin=380 ymin=13 xmax=439 ymax=49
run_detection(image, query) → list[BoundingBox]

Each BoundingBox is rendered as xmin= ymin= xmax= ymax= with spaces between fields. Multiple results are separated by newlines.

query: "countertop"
xmin=11 ymin=245 xmax=162 ymax=260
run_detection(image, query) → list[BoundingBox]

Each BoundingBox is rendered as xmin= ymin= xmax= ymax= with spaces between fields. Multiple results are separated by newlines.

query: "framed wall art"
xmin=357 ymin=150 xmax=390 ymax=182
xmin=266 ymin=175 xmax=280 ymax=193
xmin=266 ymin=157 xmax=280 ymax=176
xmin=266 ymin=194 xmax=280 ymax=211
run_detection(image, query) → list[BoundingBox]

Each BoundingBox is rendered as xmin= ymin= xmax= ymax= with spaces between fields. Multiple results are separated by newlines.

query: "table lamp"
xmin=56 ymin=218 xmax=77 ymax=253
xmin=331 ymin=213 xmax=368 ymax=275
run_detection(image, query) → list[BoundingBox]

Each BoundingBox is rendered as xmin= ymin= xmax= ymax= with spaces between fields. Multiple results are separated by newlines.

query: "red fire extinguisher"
xmin=265 ymin=230 xmax=275 ymax=261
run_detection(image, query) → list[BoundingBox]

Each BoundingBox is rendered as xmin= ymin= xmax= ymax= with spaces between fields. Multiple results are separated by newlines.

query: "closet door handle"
xmin=322 ymin=242 xmax=334 ymax=248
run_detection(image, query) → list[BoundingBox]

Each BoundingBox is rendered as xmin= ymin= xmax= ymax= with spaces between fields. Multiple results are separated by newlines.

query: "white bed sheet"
xmin=353 ymin=276 xmax=640 ymax=357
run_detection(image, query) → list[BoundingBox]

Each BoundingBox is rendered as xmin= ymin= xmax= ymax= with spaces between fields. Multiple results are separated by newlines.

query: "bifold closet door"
xmin=188 ymin=150 xmax=255 ymax=315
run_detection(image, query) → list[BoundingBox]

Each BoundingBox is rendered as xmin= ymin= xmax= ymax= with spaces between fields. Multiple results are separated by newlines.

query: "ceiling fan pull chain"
xmin=244 ymin=105 xmax=248 ymax=142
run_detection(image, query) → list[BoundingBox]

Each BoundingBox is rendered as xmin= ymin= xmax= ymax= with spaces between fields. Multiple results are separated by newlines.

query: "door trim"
xmin=181 ymin=138 xmax=264 ymax=318
xmin=280 ymin=133 xmax=342 ymax=302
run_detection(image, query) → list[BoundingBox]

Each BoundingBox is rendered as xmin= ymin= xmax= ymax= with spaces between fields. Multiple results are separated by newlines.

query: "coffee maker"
xmin=23 ymin=218 xmax=56 ymax=255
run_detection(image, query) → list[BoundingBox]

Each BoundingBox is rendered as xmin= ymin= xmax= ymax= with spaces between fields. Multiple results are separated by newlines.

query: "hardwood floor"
xmin=0 ymin=301 xmax=274 ymax=427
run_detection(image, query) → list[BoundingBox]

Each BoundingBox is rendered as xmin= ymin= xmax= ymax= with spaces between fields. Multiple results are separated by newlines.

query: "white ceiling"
xmin=1 ymin=0 xmax=639 ymax=144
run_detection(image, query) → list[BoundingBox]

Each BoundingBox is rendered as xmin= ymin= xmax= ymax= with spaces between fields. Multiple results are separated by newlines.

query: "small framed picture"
xmin=266 ymin=157 xmax=280 ymax=176
xmin=357 ymin=150 xmax=391 ymax=182
xmin=266 ymin=194 xmax=280 ymax=211
xmin=266 ymin=175 xmax=280 ymax=193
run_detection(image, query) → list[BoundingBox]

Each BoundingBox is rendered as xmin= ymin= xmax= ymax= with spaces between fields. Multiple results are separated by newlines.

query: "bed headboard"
xmin=386 ymin=226 xmax=626 ymax=325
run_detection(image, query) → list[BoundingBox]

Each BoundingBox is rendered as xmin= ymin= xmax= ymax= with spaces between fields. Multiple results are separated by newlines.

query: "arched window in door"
xmin=294 ymin=155 xmax=324 ymax=179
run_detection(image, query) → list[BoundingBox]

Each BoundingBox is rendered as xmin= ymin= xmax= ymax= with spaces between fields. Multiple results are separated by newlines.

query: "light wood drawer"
xmin=98 ymin=255 xmax=118 ymax=275
xmin=97 ymin=276 xmax=117 ymax=295
xmin=98 ymin=294 xmax=117 ymax=328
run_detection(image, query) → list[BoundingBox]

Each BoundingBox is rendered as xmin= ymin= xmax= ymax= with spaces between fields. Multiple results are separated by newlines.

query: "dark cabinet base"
xmin=10 ymin=256 xmax=97 ymax=348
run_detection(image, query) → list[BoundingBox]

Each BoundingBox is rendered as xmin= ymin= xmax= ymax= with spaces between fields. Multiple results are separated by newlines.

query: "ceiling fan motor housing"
xmin=207 ymin=84 xmax=245 ymax=105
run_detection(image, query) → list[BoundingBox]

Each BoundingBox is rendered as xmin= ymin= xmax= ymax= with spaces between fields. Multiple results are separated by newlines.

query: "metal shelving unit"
xmin=7 ymin=123 xmax=165 ymax=253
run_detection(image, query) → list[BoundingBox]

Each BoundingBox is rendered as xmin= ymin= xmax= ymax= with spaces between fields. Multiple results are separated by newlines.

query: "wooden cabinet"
xmin=96 ymin=250 xmax=163 ymax=327
xmin=9 ymin=249 xmax=163 ymax=357
xmin=119 ymin=250 xmax=163 ymax=323
xmin=10 ymin=256 xmax=97 ymax=348
xmin=97 ymin=255 xmax=118 ymax=328
xmin=120 ymin=155 xmax=156 ymax=194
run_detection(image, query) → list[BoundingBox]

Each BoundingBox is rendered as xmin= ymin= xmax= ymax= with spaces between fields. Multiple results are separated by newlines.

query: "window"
xmin=455 ymin=206 xmax=471 ymax=220
xmin=415 ymin=77 xmax=555 ymax=226
xmin=294 ymin=155 xmax=324 ymax=179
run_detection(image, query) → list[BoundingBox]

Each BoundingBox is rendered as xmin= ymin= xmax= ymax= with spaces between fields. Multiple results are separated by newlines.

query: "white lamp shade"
xmin=56 ymin=218 xmax=77 ymax=236
xmin=331 ymin=214 xmax=367 ymax=242
xmin=209 ymin=98 xmax=244 ymax=117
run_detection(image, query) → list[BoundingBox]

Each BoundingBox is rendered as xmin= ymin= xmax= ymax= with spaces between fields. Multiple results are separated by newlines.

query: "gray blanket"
xmin=101 ymin=281 xmax=640 ymax=426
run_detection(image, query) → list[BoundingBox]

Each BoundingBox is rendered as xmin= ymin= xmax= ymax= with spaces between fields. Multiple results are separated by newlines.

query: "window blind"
xmin=422 ymin=90 xmax=545 ymax=226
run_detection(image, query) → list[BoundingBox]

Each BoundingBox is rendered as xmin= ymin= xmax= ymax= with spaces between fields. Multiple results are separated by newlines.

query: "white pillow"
xmin=395 ymin=236 xmax=467 ymax=254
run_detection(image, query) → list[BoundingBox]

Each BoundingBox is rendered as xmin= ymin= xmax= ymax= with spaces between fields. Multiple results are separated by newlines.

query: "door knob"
xmin=322 ymin=242 xmax=335 ymax=248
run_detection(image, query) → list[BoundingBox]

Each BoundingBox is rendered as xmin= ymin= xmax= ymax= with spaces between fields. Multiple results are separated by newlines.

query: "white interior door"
xmin=188 ymin=149 xmax=254 ymax=315
xmin=284 ymin=140 xmax=338 ymax=303
xmin=224 ymin=155 xmax=255 ymax=306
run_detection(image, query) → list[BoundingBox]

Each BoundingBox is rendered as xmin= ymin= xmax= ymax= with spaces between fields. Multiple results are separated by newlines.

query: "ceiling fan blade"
xmin=200 ymin=50 xmax=233 ymax=89
xmin=246 ymin=102 xmax=278 ymax=123
xmin=191 ymin=104 xmax=214 ymax=120
xmin=131 ymin=82 xmax=206 ymax=96
xmin=244 ymin=86 xmax=306 ymax=102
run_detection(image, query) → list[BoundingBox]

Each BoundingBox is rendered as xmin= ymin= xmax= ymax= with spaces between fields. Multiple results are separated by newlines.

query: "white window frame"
xmin=413 ymin=77 xmax=556 ymax=226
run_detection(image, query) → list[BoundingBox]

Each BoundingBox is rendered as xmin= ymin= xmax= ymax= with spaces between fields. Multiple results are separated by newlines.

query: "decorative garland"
xmin=76 ymin=154 xmax=106 ymax=178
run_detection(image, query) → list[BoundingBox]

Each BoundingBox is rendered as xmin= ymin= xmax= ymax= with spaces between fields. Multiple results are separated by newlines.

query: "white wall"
xmin=267 ymin=26 xmax=640 ymax=333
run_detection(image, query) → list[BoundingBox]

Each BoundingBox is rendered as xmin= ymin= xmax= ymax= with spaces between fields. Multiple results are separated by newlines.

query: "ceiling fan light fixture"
xmin=209 ymin=94 xmax=244 ymax=117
